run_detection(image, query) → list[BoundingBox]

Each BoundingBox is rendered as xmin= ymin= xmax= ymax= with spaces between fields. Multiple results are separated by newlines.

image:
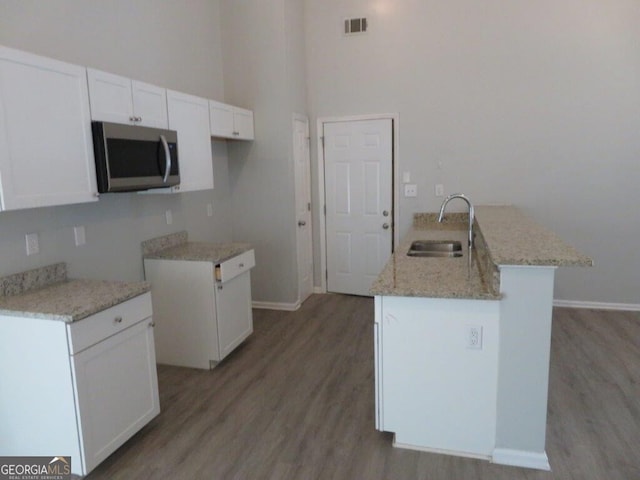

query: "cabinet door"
xmin=131 ymin=80 xmax=168 ymax=128
xmin=209 ymin=100 xmax=234 ymax=138
xmin=233 ymin=107 xmax=254 ymax=140
xmin=87 ymin=68 xmax=135 ymax=124
xmin=0 ymin=46 xmax=98 ymax=211
xmin=215 ymin=272 xmax=253 ymax=360
xmin=71 ymin=318 xmax=160 ymax=474
xmin=167 ymin=90 xmax=213 ymax=191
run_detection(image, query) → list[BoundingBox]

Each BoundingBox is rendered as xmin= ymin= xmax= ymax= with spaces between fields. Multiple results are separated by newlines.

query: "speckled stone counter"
xmin=0 ymin=263 xmax=150 ymax=322
xmin=370 ymin=218 xmax=499 ymax=299
xmin=474 ymin=206 xmax=593 ymax=267
xmin=370 ymin=205 xmax=592 ymax=298
xmin=142 ymin=231 xmax=252 ymax=263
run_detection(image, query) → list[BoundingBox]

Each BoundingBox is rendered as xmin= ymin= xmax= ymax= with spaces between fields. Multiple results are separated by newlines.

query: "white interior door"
xmin=324 ymin=119 xmax=393 ymax=296
xmin=294 ymin=115 xmax=314 ymax=304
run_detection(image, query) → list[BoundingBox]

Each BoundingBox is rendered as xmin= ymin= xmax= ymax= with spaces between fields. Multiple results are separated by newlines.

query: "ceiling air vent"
xmin=344 ymin=17 xmax=368 ymax=35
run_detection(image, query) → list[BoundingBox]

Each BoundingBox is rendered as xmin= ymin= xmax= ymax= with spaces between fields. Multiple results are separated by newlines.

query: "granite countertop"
xmin=144 ymin=241 xmax=253 ymax=263
xmin=142 ymin=230 xmax=252 ymax=263
xmin=370 ymin=219 xmax=499 ymax=299
xmin=0 ymin=263 xmax=150 ymax=322
xmin=474 ymin=206 xmax=593 ymax=267
xmin=370 ymin=205 xmax=592 ymax=299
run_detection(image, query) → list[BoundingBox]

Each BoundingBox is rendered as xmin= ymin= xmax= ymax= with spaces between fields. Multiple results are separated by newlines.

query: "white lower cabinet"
xmin=144 ymin=250 xmax=255 ymax=370
xmin=0 ymin=292 xmax=159 ymax=476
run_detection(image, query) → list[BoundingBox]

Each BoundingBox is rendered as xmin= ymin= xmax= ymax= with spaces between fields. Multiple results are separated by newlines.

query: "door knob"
xmin=298 ymin=220 xmax=306 ymax=227
xmin=382 ymin=223 xmax=389 ymax=230
xmin=383 ymin=210 xmax=389 ymax=217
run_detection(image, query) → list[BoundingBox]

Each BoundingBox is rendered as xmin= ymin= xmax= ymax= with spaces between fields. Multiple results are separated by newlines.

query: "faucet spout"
xmin=437 ymin=193 xmax=475 ymax=249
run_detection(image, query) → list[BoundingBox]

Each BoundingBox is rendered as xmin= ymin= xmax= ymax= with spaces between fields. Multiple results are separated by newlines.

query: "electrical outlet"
xmin=25 ymin=233 xmax=39 ymax=256
xmin=435 ymin=184 xmax=444 ymax=197
xmin=404 ymin=184 xmax=417 ymax=197
xmin=467 ymin=325 xmax=483 ymax=350
xmin=165 ymin=209 xmax=173 ymax=225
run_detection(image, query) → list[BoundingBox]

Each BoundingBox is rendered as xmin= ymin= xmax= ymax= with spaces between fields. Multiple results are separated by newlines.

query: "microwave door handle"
xmin=160 ymin=134 xmax=171 ymax=183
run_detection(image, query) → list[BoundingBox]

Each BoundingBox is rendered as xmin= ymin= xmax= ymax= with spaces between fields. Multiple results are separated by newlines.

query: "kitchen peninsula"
xmin=371 ymin=206 xmax=592 ymax=470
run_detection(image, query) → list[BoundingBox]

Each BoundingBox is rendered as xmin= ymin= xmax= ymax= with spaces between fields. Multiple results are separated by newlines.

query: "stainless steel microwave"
xmin=92 ymin=121 xmax=180 ymax=193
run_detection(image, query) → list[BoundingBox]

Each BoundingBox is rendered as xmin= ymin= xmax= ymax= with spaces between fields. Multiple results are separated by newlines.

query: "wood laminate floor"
xmin=84 ymin=294 xmax=640 ymax=480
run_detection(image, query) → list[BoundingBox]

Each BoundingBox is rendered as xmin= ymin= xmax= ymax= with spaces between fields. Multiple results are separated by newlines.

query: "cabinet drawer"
xmin=67 ymin=292 xmax=152 ymax=354
xmin=215 ymin=249 xmax=255 ymax=283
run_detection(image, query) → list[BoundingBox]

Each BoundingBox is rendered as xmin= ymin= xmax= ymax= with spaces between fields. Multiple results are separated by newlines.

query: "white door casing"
xmin=294 ymin=114 xmax=314 ymax=304
xmin=324 ymin=118 xmax=393 ymax=296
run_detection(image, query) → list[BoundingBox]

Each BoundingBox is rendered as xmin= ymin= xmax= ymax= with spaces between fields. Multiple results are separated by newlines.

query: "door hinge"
xmin=320 ymin=136 xmax=325 ymax=147
xmin=307 ymin=202 xmax=311 ymax=211
xmin=323 ymin=204 xmax=326 ymax=215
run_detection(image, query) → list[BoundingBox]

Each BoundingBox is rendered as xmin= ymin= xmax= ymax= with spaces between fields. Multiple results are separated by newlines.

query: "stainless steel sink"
xmin=407 ymin=240 xmax=463 ymax=258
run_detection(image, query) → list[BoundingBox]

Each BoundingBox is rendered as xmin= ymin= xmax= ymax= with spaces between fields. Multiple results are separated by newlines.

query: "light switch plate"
xmin=25 ymin=233 xmax=39 ymax=256
xmin=402 ymin=171 xmax=411 ymax=183
xmin=404 ymin=184 xmax=417 ymax=197
xmin=435 ymin=184 xmax=444 ymax=197
xmin=165 ymin=209 xmax=173 ymax=225
xmin=74 ymin=226 xmax=86 ymax=246
xmin=206 ymin=203 xmax=213 ymax=217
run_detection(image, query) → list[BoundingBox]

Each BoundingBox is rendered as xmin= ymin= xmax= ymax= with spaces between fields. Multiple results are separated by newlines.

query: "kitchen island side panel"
xmin=493 ymin=265 xmax=556 ymax=470
xmin=377 ymin=295 xmax=500 ymax=457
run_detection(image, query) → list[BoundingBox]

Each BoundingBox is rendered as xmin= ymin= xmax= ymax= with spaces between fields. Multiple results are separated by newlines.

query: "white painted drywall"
xmin=0 ymin=0 xmax=232 ymax=282
xmin=221 ymin=0 xmax=308 ymax=304
xmin=304 ymin=0 xmax=640 ymax=304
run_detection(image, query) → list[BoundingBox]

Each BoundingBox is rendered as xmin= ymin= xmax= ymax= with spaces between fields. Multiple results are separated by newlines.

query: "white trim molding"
xmin=252 ymin=301 xmax=301 ymax=312
xmin=553 ymin=299 xmax=640 ymax=312
xmin=492 ymin=448 xmax=551 ymax=471
xmin=393 ymin=439 xmax=490 ymax=462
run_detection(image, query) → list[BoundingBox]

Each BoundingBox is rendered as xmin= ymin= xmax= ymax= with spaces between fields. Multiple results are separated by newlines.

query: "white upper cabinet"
xmin=87 ymin=68 xmax=168 ymax=128
xmin=166 ymin=90 xmax=213 ymax=192
xmin=0 ymin=46 xmax=98 ymax=211
xmin=209 ymin=100 xmax=234 ymax=138
xmin=209 ymin=100 xmax=254 ymax=140
xmin=232 ymin=107 xmax=255 ymax=140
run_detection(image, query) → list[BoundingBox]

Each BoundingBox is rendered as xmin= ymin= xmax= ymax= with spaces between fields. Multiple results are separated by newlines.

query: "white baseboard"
xmin=252 ymin=300 xmax=300 ymax=311
xmin=393 ymin=438 xmax=490 ymax=461
xmin=553 ymin=299 xmax=640 ymax=312
xmin=492 ymin=448 xmax=550 ymax=471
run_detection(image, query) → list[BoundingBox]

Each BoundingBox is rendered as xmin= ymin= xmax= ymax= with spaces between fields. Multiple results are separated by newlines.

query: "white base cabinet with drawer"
xmin=0 ymin=292 xmax=160 ymax=476
xmin=144 ymin=250 xmax=255 ymax=370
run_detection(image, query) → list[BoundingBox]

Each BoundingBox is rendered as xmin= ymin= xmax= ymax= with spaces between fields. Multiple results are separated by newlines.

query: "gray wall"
xmin=304 ymin=0 xmax=640 ymax=304
xmin=2 ymin=0 xmax=636 ymax=305
xmin=0 ymin=0 xmax=233 ymax=282
xmin=220 ymin=0 xmax=308 ymax=305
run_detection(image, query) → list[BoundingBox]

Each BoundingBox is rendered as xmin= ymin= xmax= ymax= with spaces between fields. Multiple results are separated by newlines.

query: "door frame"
xmin=292 ymin=113 xmax=314 ymax=305
xmin=316 ymin=113 xmax=400 ymax=293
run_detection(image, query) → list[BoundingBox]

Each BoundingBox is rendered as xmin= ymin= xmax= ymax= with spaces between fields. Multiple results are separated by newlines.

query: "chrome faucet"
xmin=438 ymin=193 xmax=474 ymax=249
